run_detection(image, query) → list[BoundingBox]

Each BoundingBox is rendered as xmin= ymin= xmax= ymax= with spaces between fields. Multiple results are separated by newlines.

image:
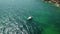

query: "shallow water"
xmin=0 ymin=0 xmax=60 ymax=34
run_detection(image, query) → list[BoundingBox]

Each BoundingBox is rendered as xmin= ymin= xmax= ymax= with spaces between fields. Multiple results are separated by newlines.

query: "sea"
xmin=0 ymin=0 xmax=60 ymax=34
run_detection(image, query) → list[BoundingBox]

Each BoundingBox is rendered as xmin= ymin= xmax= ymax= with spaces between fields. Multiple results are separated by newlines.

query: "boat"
xmin=27 ymin=16 xmax=32 ymax=20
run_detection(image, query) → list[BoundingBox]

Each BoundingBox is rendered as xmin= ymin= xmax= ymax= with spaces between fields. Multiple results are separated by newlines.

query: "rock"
xmin=56 ymin=3 xmax=60 ymax=7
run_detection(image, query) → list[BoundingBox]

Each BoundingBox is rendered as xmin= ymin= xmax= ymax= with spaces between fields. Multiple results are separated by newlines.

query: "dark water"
xmin=0 ymin=0 xmax=60 ymax=34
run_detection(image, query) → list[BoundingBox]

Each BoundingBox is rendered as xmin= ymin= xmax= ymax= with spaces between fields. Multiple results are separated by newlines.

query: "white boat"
xmin=27 ymin=16 xmax=32 ymax=20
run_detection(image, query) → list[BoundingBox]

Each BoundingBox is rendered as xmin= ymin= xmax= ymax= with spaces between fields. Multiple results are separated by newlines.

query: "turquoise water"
xmin=0 ymin=0 xmax=60 ymax=34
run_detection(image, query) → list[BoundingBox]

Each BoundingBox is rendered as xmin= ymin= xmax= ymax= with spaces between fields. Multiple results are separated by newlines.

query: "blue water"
xmin=0 ymin=0 xmax=60 ymax=34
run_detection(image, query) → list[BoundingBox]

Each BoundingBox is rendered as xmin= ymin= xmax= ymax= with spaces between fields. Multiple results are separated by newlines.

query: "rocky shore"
xmin=44 ymin=0 xmax=60 ymax=7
